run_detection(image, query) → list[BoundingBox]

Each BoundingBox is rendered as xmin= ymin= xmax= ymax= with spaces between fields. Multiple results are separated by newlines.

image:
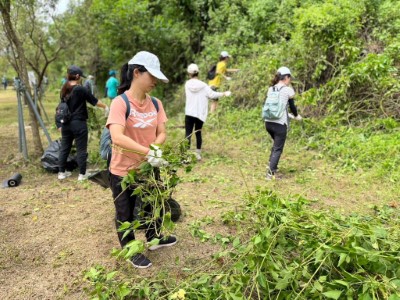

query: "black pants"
xmin=59 ymin=119 xmax=88 ymax=174
xmin=110 ymin=174 xmax=162 ymax=247
xmin=185 ymin=115 xmax=204 ymax=149
xmin=265 ymin=122 xmax=287 ymax=172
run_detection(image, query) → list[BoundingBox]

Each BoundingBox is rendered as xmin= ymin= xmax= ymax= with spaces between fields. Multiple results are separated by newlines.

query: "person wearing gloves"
xmin=58 ymin=65 xmax=109 ymax=181
xmin=208 ymin=51 xmax=238 ymax=113
xmin=185 ymin=63 xmax=231 ymax=160
xmin=264 ymin=66 xmax=302 ymax=180
xmin=106 ymin=51 xmax=176 ymax=269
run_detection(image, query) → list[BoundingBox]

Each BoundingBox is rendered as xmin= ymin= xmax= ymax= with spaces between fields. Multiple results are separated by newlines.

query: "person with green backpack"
xmin=262 ymin=67 xmax=302 ymax=180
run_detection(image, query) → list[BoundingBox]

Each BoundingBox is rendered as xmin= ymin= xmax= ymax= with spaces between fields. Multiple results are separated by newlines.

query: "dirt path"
xmin=0 ymin=115 xmax=396 ymax=298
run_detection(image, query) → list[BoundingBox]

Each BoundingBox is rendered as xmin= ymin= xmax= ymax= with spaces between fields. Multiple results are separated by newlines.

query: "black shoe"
xmin=148 ymin=235 xmax=177 ymax=251
xmin=127 ymin=253 xmax=152 ymax=269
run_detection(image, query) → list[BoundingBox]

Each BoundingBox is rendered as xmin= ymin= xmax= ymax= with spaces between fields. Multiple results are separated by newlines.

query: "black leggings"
xmin=265 ymin=122 xmax=287 ymax=172
xmin=59 ymin=119 xmax=88 ymax=174
xmin=110 ymin=174 xmax=162 ymax=247
xmin=185 ymin=115 xmax=204 ymax=150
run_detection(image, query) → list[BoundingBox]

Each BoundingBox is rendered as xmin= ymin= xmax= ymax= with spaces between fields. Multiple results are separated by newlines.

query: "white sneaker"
xmin=58 ymin=171 xmax=72 ymax=180
xmin=194 ymin=149 xmax=202 ymax=161
xmin=78 ymin=173 xmax=90 ymax=181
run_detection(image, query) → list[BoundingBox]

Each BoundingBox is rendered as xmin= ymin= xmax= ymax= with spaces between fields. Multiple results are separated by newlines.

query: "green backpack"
xmin=262 ymin=86 xmax=286 ymax=120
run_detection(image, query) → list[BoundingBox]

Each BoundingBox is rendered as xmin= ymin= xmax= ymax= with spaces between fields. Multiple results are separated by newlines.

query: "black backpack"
xmin=55 ymin=86 xmax=76 ymax=125
xmin=207 ymin=64 xmax=217 ymax=80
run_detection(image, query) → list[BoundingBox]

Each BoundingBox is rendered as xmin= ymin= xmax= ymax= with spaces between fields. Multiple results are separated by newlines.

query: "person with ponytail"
xmin=106 ymin=51 xmax=176 ymax=269
xmin=265 ymin=67 xmax=302 ymax=180
xmin=58 ymin=65 xmax=109 ymax=181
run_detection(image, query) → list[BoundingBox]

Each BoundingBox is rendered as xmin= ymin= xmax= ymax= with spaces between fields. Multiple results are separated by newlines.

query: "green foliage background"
xmin=6 ymin=0 xmax=397 ymax=121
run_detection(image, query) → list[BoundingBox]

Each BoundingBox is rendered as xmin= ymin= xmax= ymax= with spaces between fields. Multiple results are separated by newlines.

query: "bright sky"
xmin=55 ymin=0 xmax=69 ymax=14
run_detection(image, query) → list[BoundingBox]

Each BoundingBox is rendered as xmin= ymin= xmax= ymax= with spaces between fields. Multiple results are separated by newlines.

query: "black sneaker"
xmin=148 ymin=235 xmax=177 ymax=251
xmin=127 ymin=253 xmax=152 ymax=269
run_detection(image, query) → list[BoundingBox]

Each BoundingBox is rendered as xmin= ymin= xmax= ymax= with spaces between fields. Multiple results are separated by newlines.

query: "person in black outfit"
xmin=58 ymin=65 xmax=109 ymax=181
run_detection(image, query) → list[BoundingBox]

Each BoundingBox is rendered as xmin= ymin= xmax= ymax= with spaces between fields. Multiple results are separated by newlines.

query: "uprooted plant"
xmin=108 ymin=140 xmax=196 ymax=262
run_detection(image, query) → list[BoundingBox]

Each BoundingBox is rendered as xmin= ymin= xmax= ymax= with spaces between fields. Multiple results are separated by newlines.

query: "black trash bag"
xmin=41 ymin=140 xmax=78 ymax=173
xmin=165 ymin=198 xmax=181 ymax=222
xmin=88 ymin=170 xmax=110 ymax=189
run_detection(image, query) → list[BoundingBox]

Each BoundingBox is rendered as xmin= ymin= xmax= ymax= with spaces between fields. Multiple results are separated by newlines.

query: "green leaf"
xmin=319 ymin=276 xmax=327 ymax=282
xmin=322 ymin=290 xmax=343 ymax=299
xmin=233 ymin=237 xmax=240 ymax=248
xmin=148 ymin=238 xmax=160 ymax=247
xmin=106 ymin=271 xmax=118 ymax=281
xmin=116 ymin=285 xmax=131 ymax=298
xmin=229 ymin=292 xmax=243 ymax=300
xmin=391 ymin=279 xmax=400 ymax=288
xmin=338 ymin=253 xmax=347 ymax=267
xmin=275 ymin=279 xmax=289 ymax=290
xmin=117 ymin=221 xmax=131 ymax=231
xmin=257 ymin=273 xmax=267 ymax=289
xmin=314 ymin=281 xmax=323 ymax=292
xmin=315 ymin=249 xmax=324 ymax=262
xmin=334 ymin=280 xmax=349 ymax=288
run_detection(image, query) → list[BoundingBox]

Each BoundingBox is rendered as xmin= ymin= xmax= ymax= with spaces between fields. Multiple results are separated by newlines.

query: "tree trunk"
xmin=1 ymin=0 xmax=43 ymax=155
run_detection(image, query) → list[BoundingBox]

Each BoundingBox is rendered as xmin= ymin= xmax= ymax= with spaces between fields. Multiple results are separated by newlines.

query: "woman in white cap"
xmin=208 ymin=51 xmax=238 ymax=113
xmin=185 ymin=63 xmax=231 ymax=160
xmin=264 ymin=66 xmax=302 ymax=180
xmin=106 ymin=51 xmax=176 ymax=269
xmin=58 ymin=65 xmax=109 ymax=181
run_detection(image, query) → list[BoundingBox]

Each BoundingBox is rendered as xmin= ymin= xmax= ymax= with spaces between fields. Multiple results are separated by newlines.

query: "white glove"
xmin=225 ymin=76 xmax=232 ymax=81
xmin=294 ymin=114 xmax=303 ymax=121
xmin=146 ymin=144 xmax=168 ymax=167
xmin=224 ymin=91 xmax=232 ymax=97
xmin=288 ymin=113 xmax=295 ymax=119
xmin=104 ymin=106 xmax=110 ymax=117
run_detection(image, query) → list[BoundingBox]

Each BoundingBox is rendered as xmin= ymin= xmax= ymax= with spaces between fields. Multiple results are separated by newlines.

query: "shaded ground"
xmin=0 ymin=90 xmax=397 ymax=299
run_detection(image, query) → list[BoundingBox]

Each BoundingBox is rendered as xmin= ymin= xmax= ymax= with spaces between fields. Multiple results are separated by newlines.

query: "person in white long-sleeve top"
xmin=185 ymin=63 xmax=231 ymax=160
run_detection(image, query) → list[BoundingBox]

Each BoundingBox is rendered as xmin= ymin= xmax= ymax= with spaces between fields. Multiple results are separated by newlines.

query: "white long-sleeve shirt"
xmin=185 ymin=78 xmax=224 ymax=122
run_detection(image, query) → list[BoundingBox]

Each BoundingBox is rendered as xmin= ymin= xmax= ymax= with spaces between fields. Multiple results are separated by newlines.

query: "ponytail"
xmin=117 ymin=63 xmax=148 ymax=95
xmin=60 ymin=73 xmax=79 ymax=100
xmin=270 ymin=73 xmax=289 ymax=86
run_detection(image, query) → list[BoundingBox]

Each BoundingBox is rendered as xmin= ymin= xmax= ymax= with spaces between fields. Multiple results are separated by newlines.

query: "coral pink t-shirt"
xmin=106 ymin=93 xmax=168 ymax=176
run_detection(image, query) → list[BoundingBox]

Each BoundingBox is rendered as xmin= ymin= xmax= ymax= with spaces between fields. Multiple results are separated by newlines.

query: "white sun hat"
xmin=187 ymin=63 xmax=199 ymax=74
xmin=277 ymin=66 xmax=292 ymax=76
xmin=128 ymin=51 xmax=169 ymax=83
xmin=220 ymin=51 xmax=230 ymax=58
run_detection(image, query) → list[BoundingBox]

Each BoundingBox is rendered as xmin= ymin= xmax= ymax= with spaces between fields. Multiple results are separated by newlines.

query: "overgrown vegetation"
xmin=85 ymin=188 xmax=400 ymax=299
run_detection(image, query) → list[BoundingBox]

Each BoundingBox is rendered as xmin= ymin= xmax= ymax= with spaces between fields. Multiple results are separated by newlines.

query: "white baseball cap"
xmin=221 ymin=51 xmax=230 ymax=58
xmin=277 ymin=66 xmax=292 ymax=76
xmin=128 ymin=51 xmax=169 ymax=83
xmin=187 ymin=63 xmax=199 ymax=74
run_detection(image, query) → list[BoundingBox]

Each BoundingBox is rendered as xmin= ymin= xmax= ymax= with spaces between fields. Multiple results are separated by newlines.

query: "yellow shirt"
xmin=208 ymin=61 xmax=227 ymax=88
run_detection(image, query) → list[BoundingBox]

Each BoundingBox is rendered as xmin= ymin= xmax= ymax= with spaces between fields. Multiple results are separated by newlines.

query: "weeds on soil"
xmin=84 ymin=187 xmax=400 ymax=299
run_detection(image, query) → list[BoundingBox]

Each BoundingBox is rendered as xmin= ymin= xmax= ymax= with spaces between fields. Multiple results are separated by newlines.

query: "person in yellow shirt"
xmin=208 ymin=51 xmax=238 ymax=113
